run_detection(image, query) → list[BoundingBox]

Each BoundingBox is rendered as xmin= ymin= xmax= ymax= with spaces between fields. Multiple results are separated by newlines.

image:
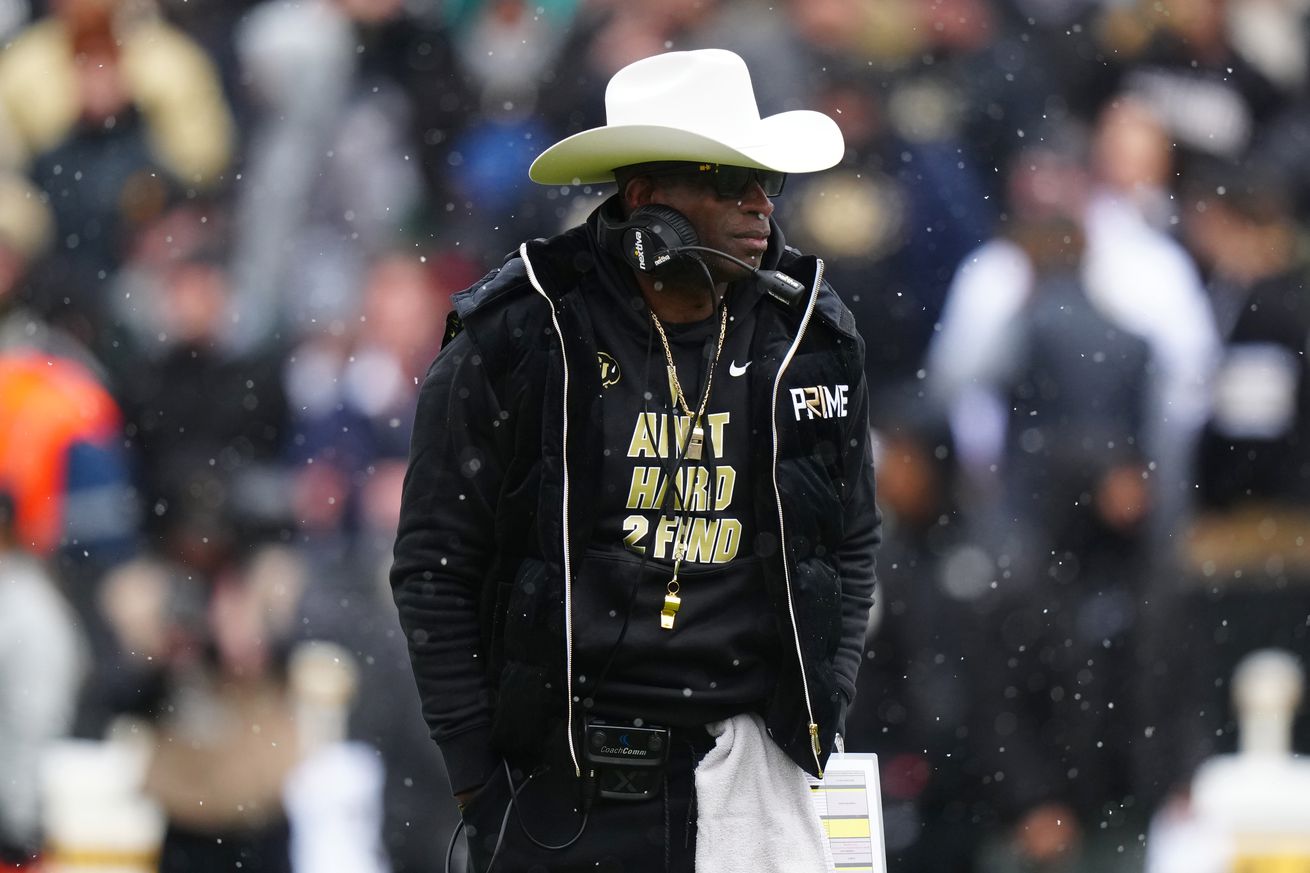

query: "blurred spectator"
xmin=0 ymin=0 xmax=235 ymax=336
xmin=284 ymin=250 xmax=460 ymax=560
xmin=1096 ymin=0 xmax=1296 ymax=178
xmin=0 ymin=0 xmax=233 ymax=184
xmin=1080 ymin=97 xmax=1221 ymax=538
xmin=780 ymin=59 xmax=995 ymax=395
xmin=0 ymin=491 xmax=87 ymax=870
xmin=1138 ymin=158 xmax=1310 ymax=805
xmin=100 ymin=544 xmax=306 ymax=873
xmin=969 ymin=191 xmax=1155 ymax=873
xmin=1086 ymin=95 xmax=1175 ymax=229
xmin=0 ymin=347 xmax=137 ymax=722
xmin=929 ymin=130 xmax=1091 ymax=495
xmin=292 ymin=528 xmax=459 ymax=873
xmin=1182 ymin=159 xmax=1310 ymax=513
xmin=114 ymin=229 xmax=290 ymax=551
xmin=927 ymin=111 xmax=1218 ymax=536
xmin=0 ymin=168 xmax=99 ymax=370
xmin=0 ymin=167 xmax=138 ymax=739
xmin=279 ymin=249 xmax=471 ymax=873
xmin=229 ymin=0 xmax=467 ymax=349
xmin=537 ymin=0 xmax=720 ymax=137
xmin=1247 ymin=92 xmax=1310 ymax=225
xmin=915 ymin=0 xmax=1116 ymax=206
xmin=152 ymin=0 xmax=263 ymax=127
xmin=430 ymin=0 xmax=588 ymax=253
xmin=0 ymin=352 xmax=133 ymax=560
xmin=848 ymin=396 xmax=994 ymax=873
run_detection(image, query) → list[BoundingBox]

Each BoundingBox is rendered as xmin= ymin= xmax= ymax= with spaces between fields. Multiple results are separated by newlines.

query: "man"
xmin=391 ymin=48 xmax=880 ymax=873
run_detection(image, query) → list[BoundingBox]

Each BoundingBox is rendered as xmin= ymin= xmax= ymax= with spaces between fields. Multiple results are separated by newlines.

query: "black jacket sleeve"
xmin=833 ymin=356 xmax=881 ymax=708
xmin=390 ymin=330 xmax=505 ymax=795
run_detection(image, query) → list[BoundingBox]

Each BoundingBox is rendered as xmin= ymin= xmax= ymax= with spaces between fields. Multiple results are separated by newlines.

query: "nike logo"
xmin=729 ymin=360 xmax=750 ymax=377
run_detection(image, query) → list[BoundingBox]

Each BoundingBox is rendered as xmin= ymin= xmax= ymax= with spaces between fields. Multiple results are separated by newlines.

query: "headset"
xmin=596 ymin=202 xmax=808 ymax=307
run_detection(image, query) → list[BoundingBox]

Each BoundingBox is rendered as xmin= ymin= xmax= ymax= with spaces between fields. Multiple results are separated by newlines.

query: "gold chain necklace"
xmin=648 ymin=302 xmax=729 ymax=463
xmin=647 ymin=300 xmax=729 ymax=630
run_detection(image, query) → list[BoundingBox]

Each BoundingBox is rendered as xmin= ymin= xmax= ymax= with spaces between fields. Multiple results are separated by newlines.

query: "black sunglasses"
xmin=638 ymin=162 xmax=787 ymax=198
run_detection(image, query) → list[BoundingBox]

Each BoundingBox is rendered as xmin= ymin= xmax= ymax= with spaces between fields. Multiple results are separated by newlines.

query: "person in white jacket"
xmin=0 ymin=492 xmax=86 ymax=866
xmin=927 ymin=98 xmax=1220 ymax=541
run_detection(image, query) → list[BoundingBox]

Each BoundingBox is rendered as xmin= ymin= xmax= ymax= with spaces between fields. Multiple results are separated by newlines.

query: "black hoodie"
xmin=391 ymin=198 xmax=881 ymax=794
xmin=574 ymin=203 xmax=776 ymax=725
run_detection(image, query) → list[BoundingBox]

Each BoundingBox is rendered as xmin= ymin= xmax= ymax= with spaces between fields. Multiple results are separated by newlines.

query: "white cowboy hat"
xmin=529 ymin=48 xmax=845 ymax=186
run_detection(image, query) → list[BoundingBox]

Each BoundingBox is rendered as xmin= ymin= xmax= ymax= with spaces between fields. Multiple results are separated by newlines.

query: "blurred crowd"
xmin=2 ymin=0 xmax=1310 ymax=871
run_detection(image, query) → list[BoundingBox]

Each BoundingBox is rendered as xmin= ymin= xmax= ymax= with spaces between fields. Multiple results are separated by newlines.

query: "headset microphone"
xmin=668 ymin=244 xmax=808 ymax=307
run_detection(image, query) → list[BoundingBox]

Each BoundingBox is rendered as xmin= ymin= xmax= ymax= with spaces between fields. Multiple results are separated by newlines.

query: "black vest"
xmin=448 ymin=227 xmax=867 ymax=777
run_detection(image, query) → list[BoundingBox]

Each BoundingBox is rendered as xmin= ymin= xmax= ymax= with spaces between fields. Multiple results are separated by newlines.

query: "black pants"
xmin=461 ymin=726 xmax=715 ymax=873
xmin=158 ymin=818 xmax=293 ymax=873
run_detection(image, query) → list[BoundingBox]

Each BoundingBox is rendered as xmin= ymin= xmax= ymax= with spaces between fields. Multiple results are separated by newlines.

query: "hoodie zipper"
xmin=520 ymin=243 xmax=582 ymax=778
xmin=523 ymin=244 xmax=830 ymax=778
xmin=769 ymin=258 xmax=826 ymax=777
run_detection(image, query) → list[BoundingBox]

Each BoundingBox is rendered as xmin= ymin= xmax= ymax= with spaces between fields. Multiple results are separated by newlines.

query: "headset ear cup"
xmin=595 ymin=199 xmax=629 ymax=262
xmin=630 ymin=205 xmax=699 ymax=251
xmin=599 ymin=201 xmax=700 ymax=272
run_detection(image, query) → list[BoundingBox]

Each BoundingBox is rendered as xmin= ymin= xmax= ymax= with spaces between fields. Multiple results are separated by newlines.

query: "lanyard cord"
xmin=587 ymin=269 xmax=727 ymax=705
xmin=647 ymin=290 xmax=728 ymax=601
xmin=649 ymin=299 xmax=728 ymax=425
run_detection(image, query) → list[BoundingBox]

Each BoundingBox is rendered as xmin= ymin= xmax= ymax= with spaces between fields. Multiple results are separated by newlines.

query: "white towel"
xmin=694 ymin=713 xmax=829 ymax=873
xmin=283 ymin=742 xmax=391 ymax=873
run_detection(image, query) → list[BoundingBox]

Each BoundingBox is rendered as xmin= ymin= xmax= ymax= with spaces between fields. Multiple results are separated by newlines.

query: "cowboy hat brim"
xmin=528 ymin=109 xmax=845 ymax=185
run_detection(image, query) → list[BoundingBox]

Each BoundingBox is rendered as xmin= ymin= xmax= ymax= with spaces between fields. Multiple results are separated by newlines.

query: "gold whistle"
xmin=685 ymin=424 xmax=705 ymax=461
xmin=660 ymin=582 xmax=681 ymax=630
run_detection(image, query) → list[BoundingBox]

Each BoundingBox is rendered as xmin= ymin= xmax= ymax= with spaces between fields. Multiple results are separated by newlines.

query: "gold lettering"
xmin=629 ymin=413 xmax=704 ymax=459
xmin=704 ymin=412 xmax=730 ymax=458
xmin=712 ymin=519 xmax=742 ymax=562
xmin=684 ymin=517 xmax=719 ymax=562
xmin=622 ymin=516 xmax=649 ymax=553
xmin=805 ymin=386 xmax=822 ymax=418
xmin=652 ymin=516 xmax=681 ymax=558
xmin=684 ymin=466 xmax=711 ymax=512
xmin=628 ymin=412 xmax=663 ymax=458
xmin=714 ymin=467 xmax=736 ymax=510
xmin=627 ymin=466 xmax=665 ymax=510
xmin=664 ymin=466 xmax=713 ymax=511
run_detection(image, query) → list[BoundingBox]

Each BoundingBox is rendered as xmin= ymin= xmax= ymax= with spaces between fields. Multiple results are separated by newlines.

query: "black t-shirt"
xmin=572 ymin=251 xmax=780 ymax=726
xmin=1197 ymin=269 xmax=1310 ymax=509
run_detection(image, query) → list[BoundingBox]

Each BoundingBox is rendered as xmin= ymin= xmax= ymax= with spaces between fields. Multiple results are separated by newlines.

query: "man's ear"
xmin=624 ymin=175 xmax=656 ymax=211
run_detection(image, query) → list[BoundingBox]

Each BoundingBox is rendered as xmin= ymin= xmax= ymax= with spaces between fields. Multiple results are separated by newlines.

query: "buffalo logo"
xmin=598 ymin=352 xmax=622 ymax=388
xmin=790 ymin=384 xmax=849 ymax=420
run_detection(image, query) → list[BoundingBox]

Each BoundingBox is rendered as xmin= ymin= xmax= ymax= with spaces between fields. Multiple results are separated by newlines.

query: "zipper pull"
xmin=809 ymin=722 xmax=823 ymax=778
